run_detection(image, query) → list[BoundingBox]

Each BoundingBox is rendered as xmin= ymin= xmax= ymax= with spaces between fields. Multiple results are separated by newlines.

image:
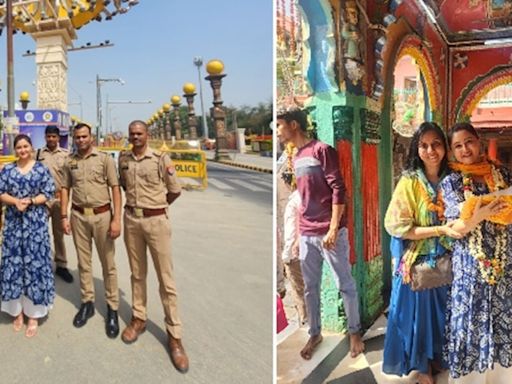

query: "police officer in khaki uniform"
xmin=61 ymin=123 xmax=121 ymax=338
xmin=119 ymin=120 xmax=188 ymax=373
xmin=36 ymin=125 xmax=73 ymax=283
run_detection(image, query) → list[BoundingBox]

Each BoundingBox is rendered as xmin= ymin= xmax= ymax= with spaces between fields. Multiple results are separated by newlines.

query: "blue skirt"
xmin=382 ymin=237 xmax=448 ymax=376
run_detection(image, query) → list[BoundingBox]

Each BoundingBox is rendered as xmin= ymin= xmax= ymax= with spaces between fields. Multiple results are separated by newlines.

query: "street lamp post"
xmin=162 ymin=104 xmax=171 ymax=141
xmin=193 ymin=56 xmax=209 ymax=140
xmin=154 ymin=113 xmax=162 ymax=140
xmin=105 ymin=97 xmax=152 ymax=134
xmin=183 ymin=83 xmax=198 ymax=140
xmin=5 ymin=0 xmax=17 ymax=154
xmin=171 ymin=95 xmax=182 ymax=141
xmin=205 ymin=59 xmax=230 ymax=161
xmin=19 ymin=91 xmax=30 ymax=110
xmin=96 ymin=74 xmax=123 ymax=144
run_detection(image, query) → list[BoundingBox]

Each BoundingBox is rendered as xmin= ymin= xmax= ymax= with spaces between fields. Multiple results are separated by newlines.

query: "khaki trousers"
xmin=123 ymin=211 xmax=182 ymax=339
xmin=48 ymin=199 xmax=67 ymax=268
xmin=70 ymin=209 xmax=119 ymax=309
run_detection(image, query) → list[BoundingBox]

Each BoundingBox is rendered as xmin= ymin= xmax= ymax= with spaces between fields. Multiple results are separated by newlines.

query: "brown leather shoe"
xmin=168 ymin=333 xmax=189 ymax=373
xmin=121 ymin=317 xmax=146 ymax=344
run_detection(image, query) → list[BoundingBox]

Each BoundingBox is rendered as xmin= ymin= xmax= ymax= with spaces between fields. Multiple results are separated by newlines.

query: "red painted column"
xmin=337 ymin=140 xmax=355 ymax=264
xmin=361 ymin=143 xmax=381 ymax=262
xmin=488 ymin=138 xmax=497 ymax=161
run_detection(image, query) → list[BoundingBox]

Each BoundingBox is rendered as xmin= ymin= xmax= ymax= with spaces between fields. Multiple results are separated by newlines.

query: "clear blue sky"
xmin=0 ymin=1 xmax=272 ymax=134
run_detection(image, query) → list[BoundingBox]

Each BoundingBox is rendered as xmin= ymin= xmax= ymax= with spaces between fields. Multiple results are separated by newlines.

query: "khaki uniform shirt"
xmin=62 ymin=147 xmax=119 ymax=207
xmin=35 ymin=146 xmax=69 ymax=191
xmin=119 ymin=147 xmax=181 ymax=209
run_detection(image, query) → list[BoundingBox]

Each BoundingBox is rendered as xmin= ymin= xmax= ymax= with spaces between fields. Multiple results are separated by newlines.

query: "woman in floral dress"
xmin=382 ymin=122 xmax=462 ymax=384
xmin=440 ymin=123 xmax=511 ymax=383
xmin=0 ymin=134 xmax=55 ymax=337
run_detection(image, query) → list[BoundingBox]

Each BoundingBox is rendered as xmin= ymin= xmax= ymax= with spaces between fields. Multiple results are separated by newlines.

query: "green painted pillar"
xmin=347 ymin=95 xmax=365 ymax=325
xmin=379 ymin=95 xmax=393 ymax=296
xmin=307 ymin=92 xmax=350 ymax=332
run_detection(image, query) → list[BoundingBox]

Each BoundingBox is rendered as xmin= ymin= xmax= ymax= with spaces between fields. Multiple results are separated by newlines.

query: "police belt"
xmin=125 ymin=206 xmax=166 ymax=218
xmin=72 ymin=203 xmax=111 ymax=216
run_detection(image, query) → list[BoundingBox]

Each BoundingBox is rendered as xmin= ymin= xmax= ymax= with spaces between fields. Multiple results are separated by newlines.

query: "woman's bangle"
xmin=61 ymin=215 xmax=68 ymax=220
xmin=434 ymin=226 xmax=441 ymax=237
xmin=31 ymin=197 xmax=36 ymax=205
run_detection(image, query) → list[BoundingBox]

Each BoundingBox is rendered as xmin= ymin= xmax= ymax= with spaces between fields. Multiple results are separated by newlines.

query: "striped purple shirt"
xmin=293 ymin=140 xmax=347 ymax=236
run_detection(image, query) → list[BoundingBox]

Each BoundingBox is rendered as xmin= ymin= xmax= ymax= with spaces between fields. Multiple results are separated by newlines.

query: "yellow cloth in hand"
xmin=460 ymin=195 xmax=512 ymax=225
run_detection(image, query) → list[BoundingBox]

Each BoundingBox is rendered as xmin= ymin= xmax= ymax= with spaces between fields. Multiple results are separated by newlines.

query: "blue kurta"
xmin=0 ymin=162 xmax=55 ymax=307
xmin=440 ymin=168 xmax=512 ymax=379
xmin=382 ymin=170 xmax=449 ymax=376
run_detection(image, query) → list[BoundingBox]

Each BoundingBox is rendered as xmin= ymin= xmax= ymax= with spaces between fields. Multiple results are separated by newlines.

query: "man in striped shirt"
xmin=276 ymin=108 xmax=364 ymax=361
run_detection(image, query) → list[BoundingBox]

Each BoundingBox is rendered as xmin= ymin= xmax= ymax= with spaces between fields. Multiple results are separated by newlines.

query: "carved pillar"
xmin=360 ymin=108 xmax=381 ymax=144
xmin=33 ymin=29 xmax=75 ymax=111
xmin=332 ymin=105 xmax=354 ymax=142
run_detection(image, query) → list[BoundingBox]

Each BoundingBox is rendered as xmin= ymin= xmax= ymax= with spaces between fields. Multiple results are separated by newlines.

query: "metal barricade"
xmin=99 ymin=143 xmax=208 ymax=190
xmin=161 ymin=149 xmax=208 ymax=190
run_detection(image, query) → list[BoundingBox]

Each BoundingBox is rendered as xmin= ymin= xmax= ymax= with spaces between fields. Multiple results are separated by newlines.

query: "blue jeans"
xmin=299 ymin=227 xmax=361 ymax=336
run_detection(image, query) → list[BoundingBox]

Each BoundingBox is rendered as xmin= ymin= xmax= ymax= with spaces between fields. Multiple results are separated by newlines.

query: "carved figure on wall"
xmin=342 ymin=1 xmax=364 ymax=86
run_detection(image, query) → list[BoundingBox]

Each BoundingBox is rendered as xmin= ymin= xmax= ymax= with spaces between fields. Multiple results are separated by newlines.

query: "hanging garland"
xmin=289 ymin=0 xmax=296 ymax=57
xmin=469 ymin=223 xmax=507 ymax=285
xmin=452 ymin=161 xmax=510 ymax=285
xmin=277 ymin=0 xmax=285 ymax=48
xmin=400 ymin=173 xmax=445 ymax=284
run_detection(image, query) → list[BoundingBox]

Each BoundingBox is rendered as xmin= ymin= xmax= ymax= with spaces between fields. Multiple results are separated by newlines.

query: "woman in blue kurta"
xmin=0 ymin=134 xmax=55 ymax=338
xmin=440 ymin=123 xmax=512 ymax=383
xmin=382 ymin=122 xmax=461 ymax=384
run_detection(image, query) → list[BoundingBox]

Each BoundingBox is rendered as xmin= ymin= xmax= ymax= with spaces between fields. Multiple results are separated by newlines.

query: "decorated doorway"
xmin=391 ymin=54 xmax=429 ymax=184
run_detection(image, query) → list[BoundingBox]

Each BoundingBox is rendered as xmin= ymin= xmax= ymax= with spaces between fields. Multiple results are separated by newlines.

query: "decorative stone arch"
xmin=454 ymin=65 xmax=512 ymax=122
xmin=394 ymin=37 xmax=442 ymax=119
xmin=378 ymin=25 xmax=443 ymax=293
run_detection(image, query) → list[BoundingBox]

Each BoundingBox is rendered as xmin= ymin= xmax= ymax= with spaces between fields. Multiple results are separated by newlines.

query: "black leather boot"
xmin=73 ymin=301 xmax=95 ymax=328
xmin=106 ymin=305 xmax=119 ymax=339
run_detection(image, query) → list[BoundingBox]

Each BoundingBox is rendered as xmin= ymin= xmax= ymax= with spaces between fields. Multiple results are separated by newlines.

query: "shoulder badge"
xmin=166 ymin=163 xmax=176 ymax=176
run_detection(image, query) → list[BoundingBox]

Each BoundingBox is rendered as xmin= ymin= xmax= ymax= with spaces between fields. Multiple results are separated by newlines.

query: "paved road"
xmin=0 ymin=165 xmax=273 ymax=384
xmin=207 ymin=162 xmax=273 ymax=206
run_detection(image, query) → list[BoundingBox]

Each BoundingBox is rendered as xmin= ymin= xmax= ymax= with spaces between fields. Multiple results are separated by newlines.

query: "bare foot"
xmin=431 ymin=360 xmax=445 ymax=375
xmin=416 ymin=364 xmax=434 ymax=384
xmin=13 ymin=313 xmax=23 ymax=332
xmin=300 ymin=334 xmax=323 ymax=360
xmin=25 ymin=318 xmax=38 ymax=338
xmin=416 ymin=372 xmax=434 ymax=384
xmin=349 ymin=333 xmax=365 ymax=357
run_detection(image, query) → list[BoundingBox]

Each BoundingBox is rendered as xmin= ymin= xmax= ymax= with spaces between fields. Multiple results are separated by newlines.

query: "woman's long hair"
xmin=405 ymin=122 xmax=449 ymax=177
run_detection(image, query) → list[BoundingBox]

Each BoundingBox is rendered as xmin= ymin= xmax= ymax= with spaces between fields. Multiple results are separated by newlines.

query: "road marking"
xmin=207 ymin=178 xmax=236 ymax=190
xmin=229 ymin=178 xmax=268 ymax=192
xmin=254 ymin=178 xmax=272 ymax=187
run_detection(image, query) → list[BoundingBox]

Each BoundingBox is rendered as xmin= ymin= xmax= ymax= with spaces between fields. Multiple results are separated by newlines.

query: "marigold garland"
xmin=400 ymin=172 xmax=445 ymax=284
xmin=469 ymin=223 xmax=507 ymax=285
xmin=284 ymin=143 xmax=296 ymax=189
xmin=451 ymin=160 xmax=510 ymax=284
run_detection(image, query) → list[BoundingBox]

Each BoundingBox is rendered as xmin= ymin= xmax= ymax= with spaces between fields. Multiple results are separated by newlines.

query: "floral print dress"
xmin=0 ymin=162 xmax=55 ymax=316
xmin=440 ymin=168 xmax=512 ymax=379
